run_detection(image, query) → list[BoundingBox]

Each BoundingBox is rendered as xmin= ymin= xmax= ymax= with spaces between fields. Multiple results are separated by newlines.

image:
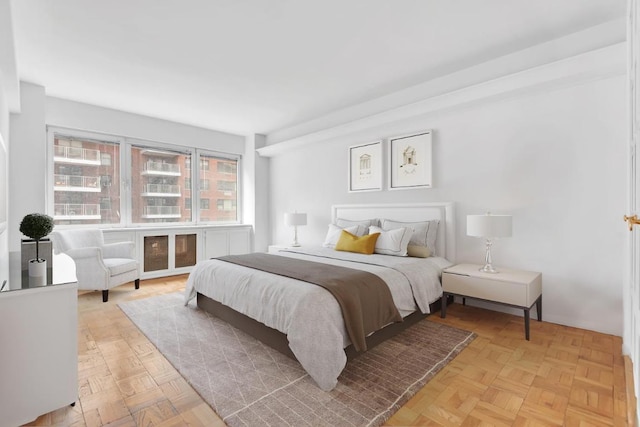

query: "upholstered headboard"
xmin=331 ymin=202 xmax=455 ymax=261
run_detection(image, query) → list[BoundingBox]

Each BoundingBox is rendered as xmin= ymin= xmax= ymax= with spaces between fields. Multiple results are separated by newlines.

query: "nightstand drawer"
xmin=443 ymin=273 xmax=539 ymax=307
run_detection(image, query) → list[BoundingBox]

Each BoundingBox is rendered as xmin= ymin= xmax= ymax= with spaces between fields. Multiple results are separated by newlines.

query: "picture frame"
xmin=389 ymin=130 xmax=432 ymax=190
xmin=348 ymin=140 xmax=382 ymax=192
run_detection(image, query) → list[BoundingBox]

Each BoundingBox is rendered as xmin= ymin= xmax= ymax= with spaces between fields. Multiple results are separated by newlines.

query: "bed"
xmin=184 ymin=202 xmax=455 ymax=391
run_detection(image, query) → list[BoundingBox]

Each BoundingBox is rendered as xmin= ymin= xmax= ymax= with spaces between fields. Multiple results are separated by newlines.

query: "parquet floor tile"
xmin=575 ymin=359 xmax=615 ymax=389
xmin=387 ymin=406 xmax=421 ymax=426
xmin=517 ymin=385 xmax=568 ymax=426
xmin=481 ymin=386 xmax=524 ymax=414
xmin=533 ymin=361 xmax=575 ymax=397
xmin=569 ymin=378 xmax=615 ymax=419
xmin=123 ymin=387 xmax=167 ymax=414
xmin=465 ymin=386 xmax=523 ymax=427
xmin=494 ymin=365 xmax=537 ymax=397
xmin=564 ymin=406 xmax=615 ymax=426
xmin=22 ymin=276 xmax=636 ymax=426
xmin=131 ymin=399 xmax=179 ymax=426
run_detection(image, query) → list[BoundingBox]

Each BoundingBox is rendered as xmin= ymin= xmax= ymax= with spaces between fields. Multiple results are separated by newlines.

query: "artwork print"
xmin=348 ymin=141 xmax=382 ymax=192
xmin=389 ymin=131 xmax=432 ymax=189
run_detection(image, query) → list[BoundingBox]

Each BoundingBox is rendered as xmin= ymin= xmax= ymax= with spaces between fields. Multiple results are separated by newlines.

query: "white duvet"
xmin=184 ymin=247 xmax=451 ymax=391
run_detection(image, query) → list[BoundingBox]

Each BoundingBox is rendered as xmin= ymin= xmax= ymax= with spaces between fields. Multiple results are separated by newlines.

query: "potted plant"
xmin=19 ymin=213 xmax=54 ymax=283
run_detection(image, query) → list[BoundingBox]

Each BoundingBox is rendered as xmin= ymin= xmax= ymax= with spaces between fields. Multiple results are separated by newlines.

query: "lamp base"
xmin=479 ymin=238 xmax=500 ymax=273
xmin=479 ymin=264 xmax=499 ymax=274
xmin=290 ymin=242 xmax=301 ymax=247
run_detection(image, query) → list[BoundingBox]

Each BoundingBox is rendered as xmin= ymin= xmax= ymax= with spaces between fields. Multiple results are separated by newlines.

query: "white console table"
xmin=0 ymin=252 xmax=78 ymax=426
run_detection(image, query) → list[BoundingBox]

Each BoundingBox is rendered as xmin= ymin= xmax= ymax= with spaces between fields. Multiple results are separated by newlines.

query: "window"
xmin=217 ymin=199 xmax=236 ymax=211
xmin=217 ymin=181 xmax=236 ymax=192
xmin=101 ymin=175 xmax=112 ymax=188
xmin=200 ymin=153 xmax=238 ymax=222
xmin=101 ymin=152 xmax=112 ymax=166
xmin=130 ymin=145 xmax=191 ymax=224
xmin=49 ymin=127 xmax=240 ymax=226
xmin=100 ymin=197 xmax=111 ymax=210
xmin=52 ymin=134 xmax=120 ymax=225
xmin=217 ymin=161 xmax=236 ymax=174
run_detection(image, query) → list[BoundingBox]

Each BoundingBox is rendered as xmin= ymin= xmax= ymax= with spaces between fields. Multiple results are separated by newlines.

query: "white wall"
xmin=269 ymin=75 xmax=626 ymax=336
xmin=9 ymin=82 xmax=46 ymax=251
xmin=0 ymin=0 xmax=19 ymax=290
xmin=0 ymin=89 xmax=8 ymax=141
xmin=0 ymin=86 xmax=9 ymax=288
xmin=243 ymin=134 xmax=270 ymax=252
xmin=8 ymin=84 xmax=247 ymax=252
xmin=46 ymin=97 xmax=245 ymax=155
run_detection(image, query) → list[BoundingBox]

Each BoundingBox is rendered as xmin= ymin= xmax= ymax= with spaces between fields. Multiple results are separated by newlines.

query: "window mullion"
xmin=193 ymin=150 xmax=200 ymax=224
xmin=122 ymin=139 xmax=132 ymax=226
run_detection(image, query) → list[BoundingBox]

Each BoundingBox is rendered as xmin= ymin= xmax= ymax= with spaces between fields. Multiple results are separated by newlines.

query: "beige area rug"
xmin=119 ymin=292 xmax=475 ymax=426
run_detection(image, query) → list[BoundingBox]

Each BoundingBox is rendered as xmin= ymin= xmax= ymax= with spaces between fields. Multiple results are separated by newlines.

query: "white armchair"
xmin=51 ymin=229 xmax=140 ymax=302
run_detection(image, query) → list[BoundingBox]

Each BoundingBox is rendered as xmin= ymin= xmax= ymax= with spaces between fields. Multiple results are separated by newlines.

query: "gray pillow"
xmin=335 ymin=218 xmax=378 ymax=235
xmin=380 ymin=219 xmax=439 ymax=256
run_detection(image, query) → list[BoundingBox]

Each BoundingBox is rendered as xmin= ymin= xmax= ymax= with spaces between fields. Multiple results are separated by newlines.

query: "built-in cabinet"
xmin=104 ymin=225 xmax=252 ymax=279
xmin=139 ymin=231 xmax=199 ymax=277
xmin=204 ymin=228 xmax=252 ymax=258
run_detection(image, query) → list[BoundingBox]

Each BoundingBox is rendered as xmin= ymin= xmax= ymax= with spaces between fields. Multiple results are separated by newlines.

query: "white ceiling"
xmin=11 ymin=0 xmax=626 ymax=136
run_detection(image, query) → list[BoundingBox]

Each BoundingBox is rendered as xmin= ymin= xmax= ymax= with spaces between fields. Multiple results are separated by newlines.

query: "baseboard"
xmin=625 ymin=355 xmax=638 ymax=426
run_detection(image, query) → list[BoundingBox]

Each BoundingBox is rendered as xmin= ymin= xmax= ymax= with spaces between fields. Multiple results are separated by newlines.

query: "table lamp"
xmin=467 ymin=213 xmax=512 ymax=273
xmin=284 ymin=212 xmax=307 ymax=247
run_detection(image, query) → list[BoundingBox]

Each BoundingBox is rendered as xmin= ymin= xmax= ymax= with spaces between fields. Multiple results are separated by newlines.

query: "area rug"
xmin=119 ymin=292 xmax=475 ymax=426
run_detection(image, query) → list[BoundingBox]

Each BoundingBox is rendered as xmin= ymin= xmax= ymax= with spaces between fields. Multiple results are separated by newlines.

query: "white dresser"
xmin=0 ymin=253 xmax=78 ymax=427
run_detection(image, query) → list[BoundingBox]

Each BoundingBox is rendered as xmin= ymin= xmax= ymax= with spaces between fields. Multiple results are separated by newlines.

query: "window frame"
xmin=47 ymin=126 xmax=242 ymax=228
xmin=47 ymin=127 xmax=125 ymax=228
xmin=127 ymin=138 xmax=195 ymax=226
xmin=194 ymin=148 xmax=242 ymax=224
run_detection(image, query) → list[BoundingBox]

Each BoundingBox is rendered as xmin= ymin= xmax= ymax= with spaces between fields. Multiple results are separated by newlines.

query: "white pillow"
xmin=369 ymin=225 xmax=412 ymax=257
xmin=323 ymin=224 xmax=363 ymax=248
xmin=335 ymin=218 xmax=378 ymax=234
xmin=380 ymin=219 xmax=439 ymax=256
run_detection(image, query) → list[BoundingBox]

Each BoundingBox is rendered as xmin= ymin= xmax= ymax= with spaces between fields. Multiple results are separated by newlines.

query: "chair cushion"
xmin=104 ymin=258 xmax=138 ymax=276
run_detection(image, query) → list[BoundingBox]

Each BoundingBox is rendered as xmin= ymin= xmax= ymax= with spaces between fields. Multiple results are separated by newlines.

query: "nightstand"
xmin=441 ymin=263 xmax=542 ymax=340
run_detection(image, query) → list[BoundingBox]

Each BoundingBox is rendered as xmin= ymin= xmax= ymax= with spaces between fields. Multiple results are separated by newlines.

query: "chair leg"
xmin=102 ymin=290 xmax=109 ymax=303
xmin=135 ymin=279 xmax=140 ymax=290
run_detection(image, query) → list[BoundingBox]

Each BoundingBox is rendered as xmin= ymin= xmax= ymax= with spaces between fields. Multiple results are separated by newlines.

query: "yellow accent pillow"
xmin=334 ymin=230 xmax=380 ymax=255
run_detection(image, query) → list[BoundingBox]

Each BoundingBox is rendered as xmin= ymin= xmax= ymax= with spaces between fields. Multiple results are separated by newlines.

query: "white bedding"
xmin=184 ymin=247 xmax=452 ymax=390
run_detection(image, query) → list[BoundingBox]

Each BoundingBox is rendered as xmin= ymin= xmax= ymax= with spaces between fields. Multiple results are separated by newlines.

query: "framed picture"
xmin=389 ymin=130 xmax=432 ymax=190
xmin=348 ymin=140 xmax=382 ymax=192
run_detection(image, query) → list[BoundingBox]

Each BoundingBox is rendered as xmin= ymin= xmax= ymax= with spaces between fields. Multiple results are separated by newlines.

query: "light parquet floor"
xmin=25 ymin=276 xmax=634 ymax=427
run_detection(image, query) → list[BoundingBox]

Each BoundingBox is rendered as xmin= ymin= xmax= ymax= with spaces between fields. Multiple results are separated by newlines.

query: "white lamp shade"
xmin=284 ymin=212 xmax=307 ymax=227
xmin=467 ymin=214 xmax=512 ymax=238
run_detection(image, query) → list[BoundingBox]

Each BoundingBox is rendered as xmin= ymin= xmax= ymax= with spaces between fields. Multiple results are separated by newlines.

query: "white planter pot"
xmin=28 ymin=259 xmax=47 ymax=286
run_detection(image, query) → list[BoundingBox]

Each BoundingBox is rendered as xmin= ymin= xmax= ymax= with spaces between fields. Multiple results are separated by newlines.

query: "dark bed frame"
xmin=197 ymin=292 xmax=447 ymax=361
